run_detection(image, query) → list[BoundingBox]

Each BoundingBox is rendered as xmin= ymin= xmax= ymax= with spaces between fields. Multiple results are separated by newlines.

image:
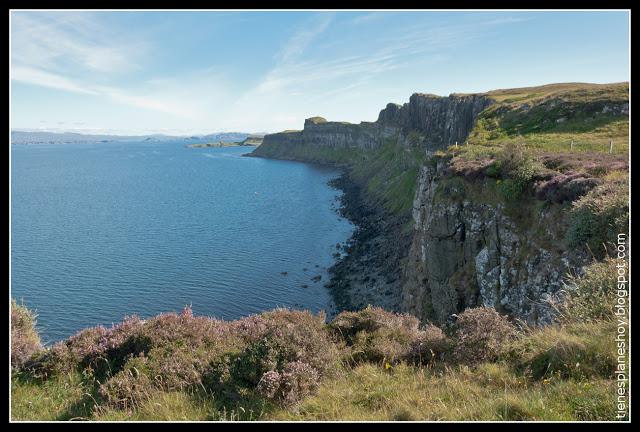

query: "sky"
xmin=10 ymin=10 xmax=630 ymax=135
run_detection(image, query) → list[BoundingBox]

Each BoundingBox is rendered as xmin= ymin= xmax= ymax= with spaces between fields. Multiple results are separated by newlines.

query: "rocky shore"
xmin=324 ymin=171 xmax=410 ymax=315
xmin=246 ymin=149 xmax=410 ymax=317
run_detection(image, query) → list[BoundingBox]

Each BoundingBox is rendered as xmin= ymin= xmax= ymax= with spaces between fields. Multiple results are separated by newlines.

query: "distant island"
xmin=185 ymin=135 xmax=264 ymax=148
xmin=10 ymin=131 xmax=264 ymax=145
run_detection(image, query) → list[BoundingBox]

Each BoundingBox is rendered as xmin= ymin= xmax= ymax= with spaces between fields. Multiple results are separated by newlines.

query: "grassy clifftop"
xmin=10 ymin=259 xmax=628 ymax=421
xmin=253 ymin=82 xmax=628 ymax=219
xmin=465 ymin=82 xmax=629 ymax=154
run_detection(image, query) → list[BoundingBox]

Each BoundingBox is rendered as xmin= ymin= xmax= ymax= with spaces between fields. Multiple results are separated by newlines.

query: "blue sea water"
xmin=10 ymin=142 xmax=353 ymax=344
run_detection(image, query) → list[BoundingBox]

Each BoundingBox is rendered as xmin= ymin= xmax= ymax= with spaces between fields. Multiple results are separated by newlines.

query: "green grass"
xmin=11 ymin=373 xmax=239 ymax=421
xmin=484 ymin=82 xmax=628 ymax=104
xmin=351 ymin=140 xmax=426 ymax=216
xmin=503 ymin=321 xmax=618 ymax=381
xmin=267 ymin=363 xmax=618 ymax=421
xmin=463 ymin=82 xmax=629 ymax=157
xmin=11 ymin=304 xmax=626 ymax=421
xmin=11 ymin=372 xmax=96 ymax=420
xmin=12 ymin=360 xmax=620 ymax=421
xmin=94 ymin=390 xmax=270 ymax=421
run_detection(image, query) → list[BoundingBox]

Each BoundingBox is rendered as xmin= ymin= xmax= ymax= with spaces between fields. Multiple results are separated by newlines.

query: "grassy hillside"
xmin=464 ymin=82 xmax=629 ymax=155
xmin=10 ymin=260 xmax=629 ymax=421
xmin=254 ymin=82 xmax=628 ymax=220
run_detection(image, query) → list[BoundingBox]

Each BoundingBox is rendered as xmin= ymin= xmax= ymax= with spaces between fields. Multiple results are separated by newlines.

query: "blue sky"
xmin=10 ymin=10 xmax=630 ymax=135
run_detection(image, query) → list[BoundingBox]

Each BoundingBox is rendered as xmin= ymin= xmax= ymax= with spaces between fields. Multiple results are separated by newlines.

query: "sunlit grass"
xmin=267 ymin=362 xmax=618 ymax=421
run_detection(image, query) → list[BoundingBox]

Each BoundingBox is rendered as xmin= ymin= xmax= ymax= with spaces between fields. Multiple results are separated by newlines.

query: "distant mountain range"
xmin=10 ymin=130 xmax=266 ymax=145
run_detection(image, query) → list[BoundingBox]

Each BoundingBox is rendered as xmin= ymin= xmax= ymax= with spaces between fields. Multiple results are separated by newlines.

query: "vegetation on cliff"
xmin=439 ymin=139 xmax=628 ymax=260
xmin=253 ymin=82 xmax=628 ymax=221
xmin=10 ymin=259 xmax=627 ymax=421
xmin=466 ymin=82 xmax=628 ymax=154
xmin=11 ymin=300 xmax=42 ymax=371
xmin=249 ymin=81 xmax=628 ymax=327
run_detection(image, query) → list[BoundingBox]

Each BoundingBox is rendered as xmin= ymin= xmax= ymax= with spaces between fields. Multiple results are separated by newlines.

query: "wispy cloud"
xmin=12 ymin=65 xmax=100 ymax=95
xmin=349 ymin=12 xmax=387 ymax=25
xmin=10 ymin=11 xmax=555 ymax=134
xmin=276 ymin=13 xmax=334 ymax=64
xmin=228 ymin=14 xmax=528 ymax=130
xmin=11 ymin=64 xmax=195 ymax=118
xmin=10 ymin=11 xmax=198 ymax=117
xmin=11 ymin=12 xmax=142 ymax=75
xmin=250 ymin=15 xmax=519 ymax=98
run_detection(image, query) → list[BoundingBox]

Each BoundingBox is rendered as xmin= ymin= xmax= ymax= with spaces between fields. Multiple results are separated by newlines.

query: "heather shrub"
xmin=30 ymin=315 xmax=148 ymax=382
xmin=139 ymin=308 xmax=232 ymax=349
xmin=203 ymin=309 xmax=338 ymax=406
xmin=329 ymin=306 xmax=447 ymax=365
xmin=11 ymin=300 xmax=42 ymax=370
xmin=330 ymin=306 xmax=419 ymax=364
xmin=24 ymin=306 xmax=235 ymax=384
xmin=330 ymin=306 xmax=409 ymax=340
xmin=533 ymin=171 xmax=601 ymax=203
xmin=407 ymin=324 xmax=450 ymax=364
xmin=142 ymin=345 xmax=220 ymax=391
xmin=28 ymin=316 xmax=149 ymax=381
xmin=488 ymin=143 xmax=544 ymax=201
xmin=451 ymin=307 xmax=517 ymax=365
xmin=23 ymin=326 xmax=109 ymax=379
xmin=566 ymin=178 xmax=628 ymax=258
xmin=494 ymin=143 xmax=536 ymax=176
xmin=92 ymin=308 xmax=243 ymax=407
xmin=86 ymin=316 xmax=151 ymax=381
xmin=256 ymin=361 xmax=321 ymax=406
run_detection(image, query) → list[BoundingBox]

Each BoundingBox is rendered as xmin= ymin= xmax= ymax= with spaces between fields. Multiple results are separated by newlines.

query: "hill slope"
xmin=10 ymin=258 xmax=628 ymax=420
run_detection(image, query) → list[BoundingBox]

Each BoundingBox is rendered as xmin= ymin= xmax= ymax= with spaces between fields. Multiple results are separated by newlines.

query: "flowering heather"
xmin=257 ymin=361 xmax=321 ymax=406
xmin=11 ymin=273 xmax=620 ymax=420
xmin=98 ymin=355 xmax=153 ymax=409
xmin=330 ymin=306 xmax=420 ymax=342
xmin=203 ymin=309 xmax=338 ymax=406
xmin=329 ymin=306 xmax=447 ymax=365
xmin=451 ymin=307 xmax=517 ymax=365
xmin=11 ymin=300 xmax=42 ymax=370
xmin=407 ymin=324 xmax=449 ymax=364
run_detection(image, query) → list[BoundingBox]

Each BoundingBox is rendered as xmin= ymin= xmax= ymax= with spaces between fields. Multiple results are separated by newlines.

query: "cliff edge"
xmin=249 ymin=82 xmax=629 ymax=325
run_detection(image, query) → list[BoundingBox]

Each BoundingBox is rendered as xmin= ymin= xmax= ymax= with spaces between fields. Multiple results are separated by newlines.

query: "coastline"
xmin=248 ymin=151 xmax=408 ymax=316
xmin=185 ymin=143 xmax=258 ymax=148
xmin=325 ymin=171 xmax=409 ymax=314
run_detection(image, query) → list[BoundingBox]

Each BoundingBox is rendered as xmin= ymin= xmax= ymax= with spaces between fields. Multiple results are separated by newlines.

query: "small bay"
xmin=11 ymin=142 xmax=353 ymax=343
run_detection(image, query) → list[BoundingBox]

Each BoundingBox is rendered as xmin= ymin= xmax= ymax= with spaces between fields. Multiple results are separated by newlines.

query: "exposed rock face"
xmin=402 ymin=162 xmax=589 ymax=325
xmin=252 ymin=93 xmax=493 ymax=159
xmin=249 ymin=86 xmax=625 ymax=326
xmin=377 ymin=94 xmax=493 ymax=147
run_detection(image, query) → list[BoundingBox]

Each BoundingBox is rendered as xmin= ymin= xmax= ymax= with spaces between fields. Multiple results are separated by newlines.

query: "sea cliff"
xmin=250 ymin=82 xmax=629 ymax=325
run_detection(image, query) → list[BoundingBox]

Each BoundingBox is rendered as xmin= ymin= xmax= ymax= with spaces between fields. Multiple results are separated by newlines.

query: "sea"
xmin=10 ymin=141 xmax=353 ymax=343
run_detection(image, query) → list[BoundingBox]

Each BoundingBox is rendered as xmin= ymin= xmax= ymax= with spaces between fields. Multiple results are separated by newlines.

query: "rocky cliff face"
xmin=402 ymin=162 xmax=589 ymax=325
xmin=253 ymin=93 xmax=493 ymax=159
xmin=377 ymin=94 xmax=492 ymax=148
xmin=250 ymin=83 xmax=627 ymax=326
